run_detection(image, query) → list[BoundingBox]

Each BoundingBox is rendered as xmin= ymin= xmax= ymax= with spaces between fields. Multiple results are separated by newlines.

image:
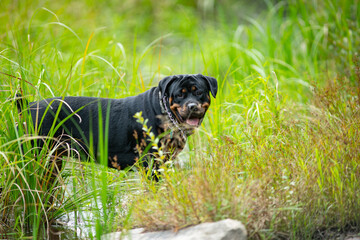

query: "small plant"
xmin=133 ymin=111 xmax=174 ymax=181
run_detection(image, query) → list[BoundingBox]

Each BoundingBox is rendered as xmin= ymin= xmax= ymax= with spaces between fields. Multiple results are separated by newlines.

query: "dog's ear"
xmin=198 ymin=74 xmax=218 ymax=98
xmin=158 ymin=75 xmax=178 ymax=98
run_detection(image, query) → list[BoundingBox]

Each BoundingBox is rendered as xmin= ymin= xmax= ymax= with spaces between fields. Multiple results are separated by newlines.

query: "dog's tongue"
xmin=186 ymin=118 xmax=200 ymax=126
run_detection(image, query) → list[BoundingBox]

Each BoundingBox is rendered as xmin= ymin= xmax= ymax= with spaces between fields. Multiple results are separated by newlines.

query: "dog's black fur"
xmin=26 ymin=74 xmax=217 ymax=171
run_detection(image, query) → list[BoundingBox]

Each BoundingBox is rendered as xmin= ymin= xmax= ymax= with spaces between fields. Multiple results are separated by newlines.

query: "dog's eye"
xmin=196 ymin=90 xmax=203 ymax=96
xmin=176 ymin=93 xmax=184 ymax=98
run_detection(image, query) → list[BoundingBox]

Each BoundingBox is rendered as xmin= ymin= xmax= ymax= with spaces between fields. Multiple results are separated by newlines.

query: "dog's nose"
xmin=188 ymin=103 xmax=198 ymax=111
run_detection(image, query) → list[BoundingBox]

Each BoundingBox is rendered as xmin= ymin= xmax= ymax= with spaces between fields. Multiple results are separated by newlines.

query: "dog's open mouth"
xmin=174 ymin=110 xmax=202 ymax=127
xmin=185 ymin=118 xmax=200 ymax=126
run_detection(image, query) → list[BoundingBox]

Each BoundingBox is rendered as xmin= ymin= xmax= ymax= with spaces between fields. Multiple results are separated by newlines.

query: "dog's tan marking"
xmin=170 ymin=103 xmax=181 ymax=111
xmin=176 ymin=104 xmax=188 ymax=118
xmin=191 ymin=86 xmax=196 ymax=91
xmin=182 ymin=88 xmax=187 ymax=93
xmin=170 ymin=103 xmax=182 ymax=122
xmin=202 ymin=102 xmax=210 ymax=110
xmin=133 ymin=130 xmax=138 ymax=139
xmin=109 ymin=155 xmax=121 ymax=170
xmin=169 ymin=97 xmax=173 ymax=105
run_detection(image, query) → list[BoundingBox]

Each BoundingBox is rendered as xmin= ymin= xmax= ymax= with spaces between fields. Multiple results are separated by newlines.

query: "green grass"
xmin=1 ymin=0 xmax=359 ymax=239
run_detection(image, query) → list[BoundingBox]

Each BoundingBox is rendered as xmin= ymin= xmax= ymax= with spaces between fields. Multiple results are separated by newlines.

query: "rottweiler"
xmin=26 ymin=74 xmax=217 ymax=172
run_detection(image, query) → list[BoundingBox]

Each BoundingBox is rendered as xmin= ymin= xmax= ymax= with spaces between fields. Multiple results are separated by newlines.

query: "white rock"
xmin=103 ymin=219 xmax=247 ymax=240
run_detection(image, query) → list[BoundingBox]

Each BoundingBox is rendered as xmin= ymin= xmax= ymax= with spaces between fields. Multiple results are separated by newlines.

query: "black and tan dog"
xmin=26 ymin=74 xmax=217 ymax=172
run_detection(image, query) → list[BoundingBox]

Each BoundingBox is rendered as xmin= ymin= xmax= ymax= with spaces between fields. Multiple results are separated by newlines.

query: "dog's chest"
xmin=161 ymin=129 xmax=187 ymax=160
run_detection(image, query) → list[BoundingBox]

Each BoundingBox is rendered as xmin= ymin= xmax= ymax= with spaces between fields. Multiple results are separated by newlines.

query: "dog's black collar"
xmin=159 ymin=91 xmax=188 ymax=141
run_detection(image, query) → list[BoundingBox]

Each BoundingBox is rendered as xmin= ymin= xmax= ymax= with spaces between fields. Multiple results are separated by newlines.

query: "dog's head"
xmin=158 ymin=74 xmax=217 ymax=128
